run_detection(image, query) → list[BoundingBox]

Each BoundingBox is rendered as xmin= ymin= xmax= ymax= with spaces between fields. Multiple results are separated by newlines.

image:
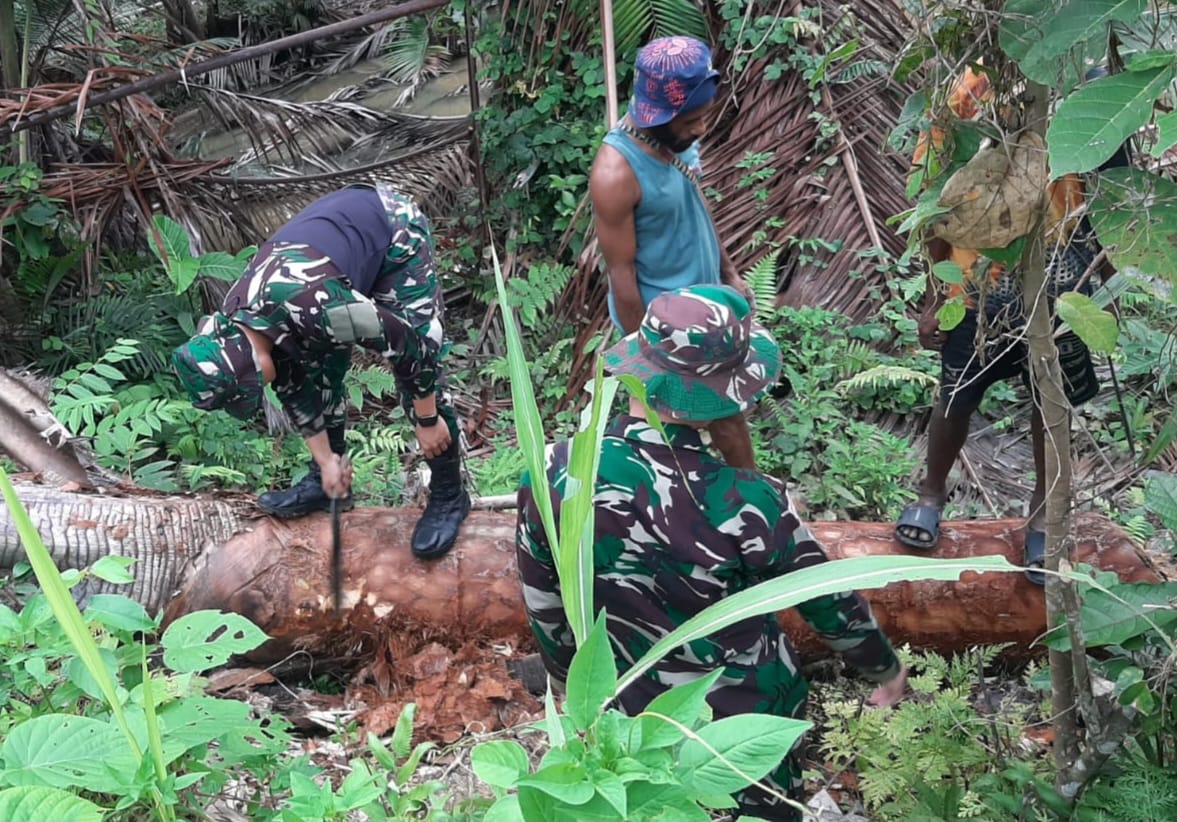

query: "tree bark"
xmin=0 ymin=481 xmax=1162 ymax=663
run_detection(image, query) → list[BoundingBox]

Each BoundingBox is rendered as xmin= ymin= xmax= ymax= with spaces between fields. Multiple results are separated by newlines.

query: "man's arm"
xmin=748 ymin=495 xmax=902 ymax=688
xmin=918 ymin=237 xmax=952 ymax=351
xmin=590 ymin=146 xmax=644 ymax=334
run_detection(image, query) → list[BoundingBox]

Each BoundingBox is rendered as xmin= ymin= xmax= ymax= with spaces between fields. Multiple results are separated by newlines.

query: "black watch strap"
xmin=416 ymin=413 xmax=440 ymax=427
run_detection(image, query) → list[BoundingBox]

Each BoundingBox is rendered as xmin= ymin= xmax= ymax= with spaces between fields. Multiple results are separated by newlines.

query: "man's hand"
xmin=319 ymin=453 xmax=353 ymax=499
xmin=867 ymin=662 xmax=908 ymax=707
xmin=918 ymin=308 xmax=947 ymax=351
xmin=416 ymin=422 xmax=452 ymax=460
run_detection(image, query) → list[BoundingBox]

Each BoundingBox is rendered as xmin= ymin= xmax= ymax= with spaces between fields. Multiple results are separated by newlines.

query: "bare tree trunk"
xmin=1 ymin=482 xmax=1160 ymax=663
xmin=0 ymin=0 xmax=19 ymax=95
xmin=159 ymin=0 xmax=205 ymax=45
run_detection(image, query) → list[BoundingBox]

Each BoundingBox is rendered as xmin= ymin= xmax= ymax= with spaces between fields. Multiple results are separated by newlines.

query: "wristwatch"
xmin=415 ymin=412 xmax=440 ymax=427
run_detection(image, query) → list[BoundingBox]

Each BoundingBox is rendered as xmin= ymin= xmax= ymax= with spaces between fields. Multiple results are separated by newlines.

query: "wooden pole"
xmin=600 ymin=0 xmax=619 ymax=127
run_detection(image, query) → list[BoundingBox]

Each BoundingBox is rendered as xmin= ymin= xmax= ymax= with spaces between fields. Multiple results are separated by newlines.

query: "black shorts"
xmin=940 ymin=308 xmax=1098 ymax=413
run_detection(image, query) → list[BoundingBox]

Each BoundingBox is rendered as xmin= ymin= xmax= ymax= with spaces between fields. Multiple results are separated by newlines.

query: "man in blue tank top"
xmin=590 ymin=36 xmax=757 ymax=468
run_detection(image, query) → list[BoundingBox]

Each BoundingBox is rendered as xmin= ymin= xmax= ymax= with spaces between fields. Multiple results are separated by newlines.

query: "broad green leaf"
xmin=171 ymin=257 xmax=202 ymax=295
xmin=1055 ymin=292 xmax=1119 ymax=352
xmin=0 ymin=604 xmax=23 ymax=638
xmin=148 ymin=214 xmax=191 ymax=266
xmin=1150 ymin=111 xmax=1177 ymax=158
xmin=936 ymin=299 xmax=966 ymax=331
xmin=677 ymin=714 xmax=810 ymax=795
xmin=0 ymin=714 xmax=137 ymax=791
xmin=981 ymin=236 xmax=1027 ymax=266
xmin=152 ymin=696 xmax=251 ymax=763
xmin=160 ymin=610 xmax=269 ymax=672
xmin=1048 ymin=67 xmax=1175 ymax=177
xmin=471 ymin=740 xmax=531 ymax=790
xmin=66 ymin=648 xmax=120 ymax=700
xmin=931 ymin=261 xmax=963 ymax=284
xmin=483 ymin=794 xmax=524 ymax=822
xmin=84 ymin=594 xmax=155 ymax=633
xmin=1019 ymin=0 xmax=1147 ymax=84
xmin=517 ymin=762 xmax=595 ymax=804
xmin=0 ymin=786 xmax=104 ymax=822
xmin=88 ymin=554 xmax=136 ymax=584
xmin=1125 ymin=49 xmax=1177 ymax=72
xmin=1088 ymin=167 xmax=1177 ymax=288
xmin=565 ymin=615 xmax=618 ymax=731
xmin=543 ymin=685 xmax=566 ymax=748
xmin=617 ymin=555 xmax=1017 ymax=695
xmin=1145 ymin=473 xmax=1177 ymax=531
xmin=635 ymin=669 xmax=724 ymax=749
xmin=1042 ymin=581 xmax=1177 ymax=649
xmin=627 ymin=783 xmax=710 ymax=821
xmin=895 ymin=186 xmax=951 ymax=234
xmin=197 ymin=250 xmax=249 ymax=282
xmin=592 ymin=770 xmax=628 ymax=818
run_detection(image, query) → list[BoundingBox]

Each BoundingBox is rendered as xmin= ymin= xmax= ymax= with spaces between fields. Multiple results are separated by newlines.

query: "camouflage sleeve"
xmin=310 ymin=278 xmax=433 ymax=398
xmin=759 ymin=496 xmax=900 ymax=684
xmin=515 ymin=468 xmax=575 ymax=683
xmin=380 ymin=196 xmax=441 ymax=400
xmin=272 ymin=351 xmax=350 ymax=436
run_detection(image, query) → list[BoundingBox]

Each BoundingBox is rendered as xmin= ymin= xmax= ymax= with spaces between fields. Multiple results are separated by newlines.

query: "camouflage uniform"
xmin=516 ymin=416 xmax=901 ymax=820
xmin=215 ymin=185 xmax=458 ymax=440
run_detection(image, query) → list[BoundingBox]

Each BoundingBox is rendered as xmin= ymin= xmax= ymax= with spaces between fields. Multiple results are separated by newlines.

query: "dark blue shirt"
xmin=269 ymin=186 xmax=392 ymax=296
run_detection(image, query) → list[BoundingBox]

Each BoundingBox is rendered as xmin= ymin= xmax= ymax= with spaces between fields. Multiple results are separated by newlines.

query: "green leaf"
xmin=591 ymin=770 xmax=628 ymax=818
xmin=635 ymin=669 xmax=724 ymax=749
xmin=0 ymin=786 xmax=104 ymax=822
xmin=88 ymin=555 xmax=136 ymax=584
xmin=197 ymin=251 xmax=249 ymax=282
xmin=980 ymin=236 xmax=1027 ymax=266
xmin=483 ymin=794 xmax=524 ymax=822
xmin=677 ymin=713 xmax=811 ymax=795
xmin=471 ymin=740 xmax=531 ymax=790
xmin=160 ymin=610 xmax=269 ymax=672
xmin=83 ymin=594 xmax=155 ymax=633
xmin=1144 ymin=473 xmax=1177 ymax=531
xmin=1125 ymin=49 xmax=1177 ymax=72
xmin=171 ymin=258 xmax=202 ymax=295
xmin=1150 ymin=111 xmax=1177 ymax=159
xmin=1055 ymin=292 xmax=1119 ymax=353
xmin=565 ymin=615 xmax=618 ymax=731
xmin=895 ymin=186 xmax=952 ymax=234
xmin=616 ymin=555 xmax=1017 ymax=696
xmin=390 ymin=702 xmax=417 ymax=759
xmin=148 ymin=214 xmax=190 ymax=264
xmin=1044 ymin=581 xmax=1177 ymax=649
xmin=1089 ymin=167 xmax=1177 ymax=288
xmin=1143 ymin=412 xmax=1177 ymax=466
xmin=1048 ymin=67 xmax=1175 ymax=177
xmin=1018 ymin=0 xmax=1147 ymax=84
xmin=931 ymin=261 xmax=963 ymax=284
xmin=0 ymin=714 xmax=138 ymax=792
xmin=517 ymin=762 xmax=596 ymax=804
xmin=936 ymin=299 xmax=966 ymax=331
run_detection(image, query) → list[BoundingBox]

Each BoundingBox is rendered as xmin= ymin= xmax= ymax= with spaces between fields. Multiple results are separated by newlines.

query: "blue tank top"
xmin=601 ymin=127 xmax=721 ymax=328
xmin=269 ymin=186 xmax=391 ymax=296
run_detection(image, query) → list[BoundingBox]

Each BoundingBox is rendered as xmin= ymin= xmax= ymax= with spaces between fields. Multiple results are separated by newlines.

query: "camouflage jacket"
xmin=224 ymin=189 xmax=442 ymax=434
xmin=516 ymin=416 xmax=900 ymax=719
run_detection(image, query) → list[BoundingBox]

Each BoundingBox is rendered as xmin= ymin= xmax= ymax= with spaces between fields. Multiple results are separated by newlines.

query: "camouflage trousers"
xmin=232 ymin=243 xmax=458 ymax=440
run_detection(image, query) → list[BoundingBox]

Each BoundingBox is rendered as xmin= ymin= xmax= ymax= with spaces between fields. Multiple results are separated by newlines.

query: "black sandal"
xmin=895 ymin=502 xmax=943 ymax=550
xmin=1024 ymin=529 xmax=1046 ymax=586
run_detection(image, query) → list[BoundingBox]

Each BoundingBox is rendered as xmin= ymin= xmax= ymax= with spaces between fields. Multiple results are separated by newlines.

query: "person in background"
xmin=590 ymin=35 xmax=758 ymax=469
xmin=517 ymin=285 xmax=908 ymax=821
xmin=894 ymin=68 xmax=1128 ymax=585
xmin=172 ymin=184 xmax=469 ymax=559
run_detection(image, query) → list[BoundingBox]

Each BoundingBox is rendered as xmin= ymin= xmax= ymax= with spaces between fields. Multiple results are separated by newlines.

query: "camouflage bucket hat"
xmin=604 ymin=285 xmax=781 ymax=422
xmin=171 ymin=313 xmax=263 ymax=420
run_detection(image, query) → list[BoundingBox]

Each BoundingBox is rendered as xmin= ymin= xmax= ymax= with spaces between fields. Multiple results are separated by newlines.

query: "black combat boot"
xmin=257 ymin=426 xmax=354 ymax=518
xmin=410 ymin=438 xmax=470 ymax=559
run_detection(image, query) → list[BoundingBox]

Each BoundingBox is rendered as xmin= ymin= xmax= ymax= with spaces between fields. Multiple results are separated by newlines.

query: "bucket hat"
xmin=629 ymin=36 xmax=721 ymax=128
xmin=172 ymin=313 xmax=263 ymax=420
xmin=604 ymin=285 xmax=780 ymax=422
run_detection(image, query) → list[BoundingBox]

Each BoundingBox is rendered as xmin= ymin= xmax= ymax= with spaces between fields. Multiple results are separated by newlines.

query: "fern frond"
xmin=836 ymin=365 xmax=937 ymax=397
xmin=744 ymin=250 xmax=781 ymax=322
xmin=832 ymin=59 xmax=890 ymax=84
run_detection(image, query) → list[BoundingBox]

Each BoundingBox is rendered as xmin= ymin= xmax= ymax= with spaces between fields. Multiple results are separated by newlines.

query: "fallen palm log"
xmin=0 ymin=481 xmax=1162 ymax=658
xmin=162 ymin=509 xmax=1164 ymax=663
